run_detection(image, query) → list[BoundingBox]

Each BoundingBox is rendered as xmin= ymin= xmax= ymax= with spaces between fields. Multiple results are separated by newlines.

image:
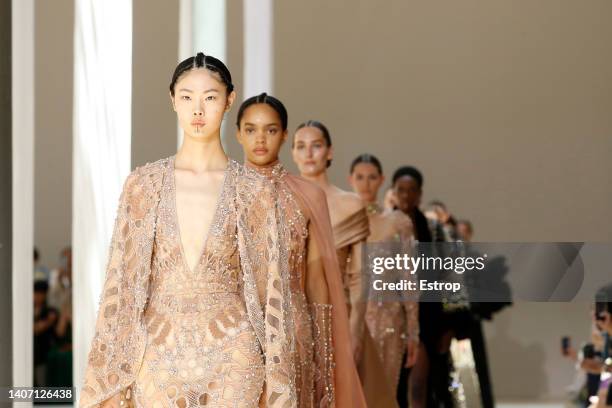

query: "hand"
xmin=404 ymin=338 xmax=419 ymax=368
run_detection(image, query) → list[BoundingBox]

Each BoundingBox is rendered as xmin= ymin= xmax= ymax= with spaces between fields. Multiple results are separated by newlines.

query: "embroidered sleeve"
xmin=79 ymin=166 xmax=164 ymax=408
xmin=234 ymin=165 xmax=297 ymax=407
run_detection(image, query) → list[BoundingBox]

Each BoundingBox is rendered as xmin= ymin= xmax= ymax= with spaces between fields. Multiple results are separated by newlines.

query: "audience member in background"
xmin=48 ymin=247 xmax=72 ymax=311
xmin=34 ymin=281 xmax=57 ymax=387
xmin=34 ymin=247 xmax=50 ymax=282
xmin=457 ymin=219 xmax=474 ymax=242
xmin=47 ymin=293 xmax=73 ymax=387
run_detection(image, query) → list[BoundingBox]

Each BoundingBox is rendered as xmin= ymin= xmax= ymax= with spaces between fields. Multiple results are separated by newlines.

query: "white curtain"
xmin=72 ymin=0 xmax=132 ymax=399
xmin=177 ymin=0 xmax=227 ymax=147
xmin=12 ymin=0 xmax=35 ymax=392
xmin=244 ymin=0 xmax=273 ymax=97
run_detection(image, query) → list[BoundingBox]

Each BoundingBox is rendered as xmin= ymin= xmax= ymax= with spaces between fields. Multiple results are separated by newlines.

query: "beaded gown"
xmin=80 ymin=157 xmax=296 ymax=408
xmin=248 ymin=161 xmax=367 ymax=408
xmin=363 ymin=204 xmax=419 ymax=397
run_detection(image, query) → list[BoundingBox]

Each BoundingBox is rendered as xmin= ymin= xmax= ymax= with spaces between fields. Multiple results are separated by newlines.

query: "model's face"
xmin=292 ymin=127 xmax=332 ymax=177
xmin=236 ymin=103 xmax=287 ymax=166
xmin=349 ymin=162 xmax=384 ymax=204
xmin=394 ymin=175 xmax=421 ymax=213
xmin=171 ymin=69 xmax=236 ymax=141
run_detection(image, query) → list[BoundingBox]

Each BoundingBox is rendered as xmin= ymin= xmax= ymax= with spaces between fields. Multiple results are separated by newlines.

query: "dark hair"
xmin=34 ymin=281 xmax=49 ymax=293
xmin=169 ymin=52 xmax=234 ymax=96
xmin=236 ymin=93 xmax=288 ymax=131
xmin=294 ymin=120 xmax=332 ymax=168
xmin=34 ymin=247 xmax=39 ymax=262
xmin=392 ymin=166 xmax=423 ymax=188
xmin=350 ymin=153 xmax=383 ymax=175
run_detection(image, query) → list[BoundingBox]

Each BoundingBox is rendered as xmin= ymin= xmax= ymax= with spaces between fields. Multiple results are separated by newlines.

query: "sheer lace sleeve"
xmin=79 ymin=162 xmax=166 ymax=408
xmin=234 ymin=164 xmax=297 ymax=407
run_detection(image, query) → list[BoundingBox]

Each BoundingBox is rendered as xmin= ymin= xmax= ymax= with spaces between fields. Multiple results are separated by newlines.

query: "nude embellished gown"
xmin=80 ymin=157 xmax=297 ymax=408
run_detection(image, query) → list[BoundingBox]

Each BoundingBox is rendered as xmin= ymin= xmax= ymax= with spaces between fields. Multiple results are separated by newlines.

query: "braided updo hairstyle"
xmin=169 ymin=52 xmax=234 ymax=96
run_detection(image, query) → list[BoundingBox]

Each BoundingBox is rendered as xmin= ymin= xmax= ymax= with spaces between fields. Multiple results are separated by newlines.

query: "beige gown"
xmin=248 ymin=161 xmax=367 ymax=408
xmin=364 ymin=204 xmax=419 ymax=397
xmin=80 ymin=157 xmax=297 ymax=408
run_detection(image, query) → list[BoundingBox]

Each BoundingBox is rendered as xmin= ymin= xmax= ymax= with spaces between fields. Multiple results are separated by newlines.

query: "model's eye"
xmin=181 ymin=95 xmax=191 ymax=101
xmin=246 ymin=128 xmax=255 ymax=134
xmin=205 ymin=95 xmax=217 ymax=101
xmin=268 ymin=128 xmax=278 ymax=135
xmin=313 ymin=143 xmax=323 ymax=149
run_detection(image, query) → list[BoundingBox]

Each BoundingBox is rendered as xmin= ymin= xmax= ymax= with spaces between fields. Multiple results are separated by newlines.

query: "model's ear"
xmin=281 ymin=129 xmax=288 ymax=145
xmin=225 ymin=90 xmax=237 ymax=112
xmin=327 ymin=145 xmax=334 ymax=161
xmin=169 ymin=91 xmax=177 ymax=111
xmin=235 ymin=128 xmax=244 ymax=146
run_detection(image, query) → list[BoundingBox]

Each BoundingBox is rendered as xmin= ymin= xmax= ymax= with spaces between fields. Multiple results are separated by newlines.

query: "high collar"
xmin=244 ymin=159 xmax=287 ymax=180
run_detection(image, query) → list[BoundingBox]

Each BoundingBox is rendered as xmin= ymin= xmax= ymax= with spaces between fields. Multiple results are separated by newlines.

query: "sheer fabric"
xmin=80 ymin=157 xmax=297 ymax=407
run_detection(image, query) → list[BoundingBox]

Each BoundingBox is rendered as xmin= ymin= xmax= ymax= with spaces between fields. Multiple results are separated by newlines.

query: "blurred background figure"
xmin=48 ymin=246 xmax=72 ymax=311
xmin=33 ymin=246 xmax=74 ymax=389
xmin=426 ymin=200 xmax=458 ymax=242
xmin=33 ymin=281 xmax=57 ymax=387
xmin=33 ymin=247 xmax=50 ymax=282
xmin=457 ymin=220 xmax=474 ymax=242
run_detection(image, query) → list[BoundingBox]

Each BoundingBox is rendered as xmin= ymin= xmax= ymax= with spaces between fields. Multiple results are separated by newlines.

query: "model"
xmin=235 ymin=93 xmax=367 ymax=407
xmin=80 ymin=53 xmax=296 ymax=407
xmin=291 ymin=120 xmax=369 ymax=362
xmin=348 ymin=154 xmax=419 ymax=401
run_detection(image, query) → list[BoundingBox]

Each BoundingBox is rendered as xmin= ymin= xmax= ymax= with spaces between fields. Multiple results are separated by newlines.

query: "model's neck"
xmin=176 ymin=133 xmax=227 ymax=172
xmin=301 ymin=171 xmax=331 ymax=189
xmin=245 ymin=158 xmax=280 ymax=169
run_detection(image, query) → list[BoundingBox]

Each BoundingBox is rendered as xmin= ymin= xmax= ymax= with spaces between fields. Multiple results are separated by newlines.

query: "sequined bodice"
xmin=149 ymin=158 xmax=241 ymax=306
xmin=248 ymin=162 xmax=309 ymax=292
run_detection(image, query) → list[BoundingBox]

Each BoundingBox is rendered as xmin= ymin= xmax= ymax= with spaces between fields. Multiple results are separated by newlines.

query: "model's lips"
xmin=304 ymin=160 xmax=316 ymax=166
xmin=191 ymin=121 xmax=206 ymax=126
xmin=253 ymin=148 xmax=268 ymax=155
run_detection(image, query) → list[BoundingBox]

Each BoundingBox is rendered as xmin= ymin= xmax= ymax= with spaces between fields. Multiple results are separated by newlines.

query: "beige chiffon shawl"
xmin=283 ymin=173 xmax=368 ymax=408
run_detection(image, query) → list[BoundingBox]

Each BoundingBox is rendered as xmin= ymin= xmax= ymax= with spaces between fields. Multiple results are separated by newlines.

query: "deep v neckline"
xmin=170 ymin=156 xmax=231 ymax=275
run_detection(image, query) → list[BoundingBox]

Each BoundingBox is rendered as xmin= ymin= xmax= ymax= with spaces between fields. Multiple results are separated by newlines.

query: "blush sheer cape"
xmin=80 ymin=158 xmax=299 ymax=407
xmin=283 ymin=173 xmax=368 ymax=408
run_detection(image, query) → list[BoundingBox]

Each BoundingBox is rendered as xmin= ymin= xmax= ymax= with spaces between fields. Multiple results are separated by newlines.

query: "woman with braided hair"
xmin=80 ymin=53 xmax=297 ymax=407
xmin=235 ymin=93 xmax=367 ymax=407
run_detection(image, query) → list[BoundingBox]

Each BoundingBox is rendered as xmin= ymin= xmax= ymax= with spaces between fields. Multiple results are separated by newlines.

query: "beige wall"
xmin=132 ymin=0 xmax=179 ymax=168
xmin=274 ymin=0 xmax=612 ymax=401
xmin=32 ymin=0 xmax=611 ymax=402
xmin=34 ymin=0 xmax=73 ymax=270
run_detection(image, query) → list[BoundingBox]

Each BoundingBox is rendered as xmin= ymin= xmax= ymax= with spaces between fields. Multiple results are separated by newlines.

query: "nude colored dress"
xmin=331 ymin=205 xmax=369 ymax=346
xmin=364 ymin=204 xmax=419 ymax=396
xmin=248 ymin=161 xmax=367 ymax=408
xmin=80 ymin=157 xmax=297 ymax=408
